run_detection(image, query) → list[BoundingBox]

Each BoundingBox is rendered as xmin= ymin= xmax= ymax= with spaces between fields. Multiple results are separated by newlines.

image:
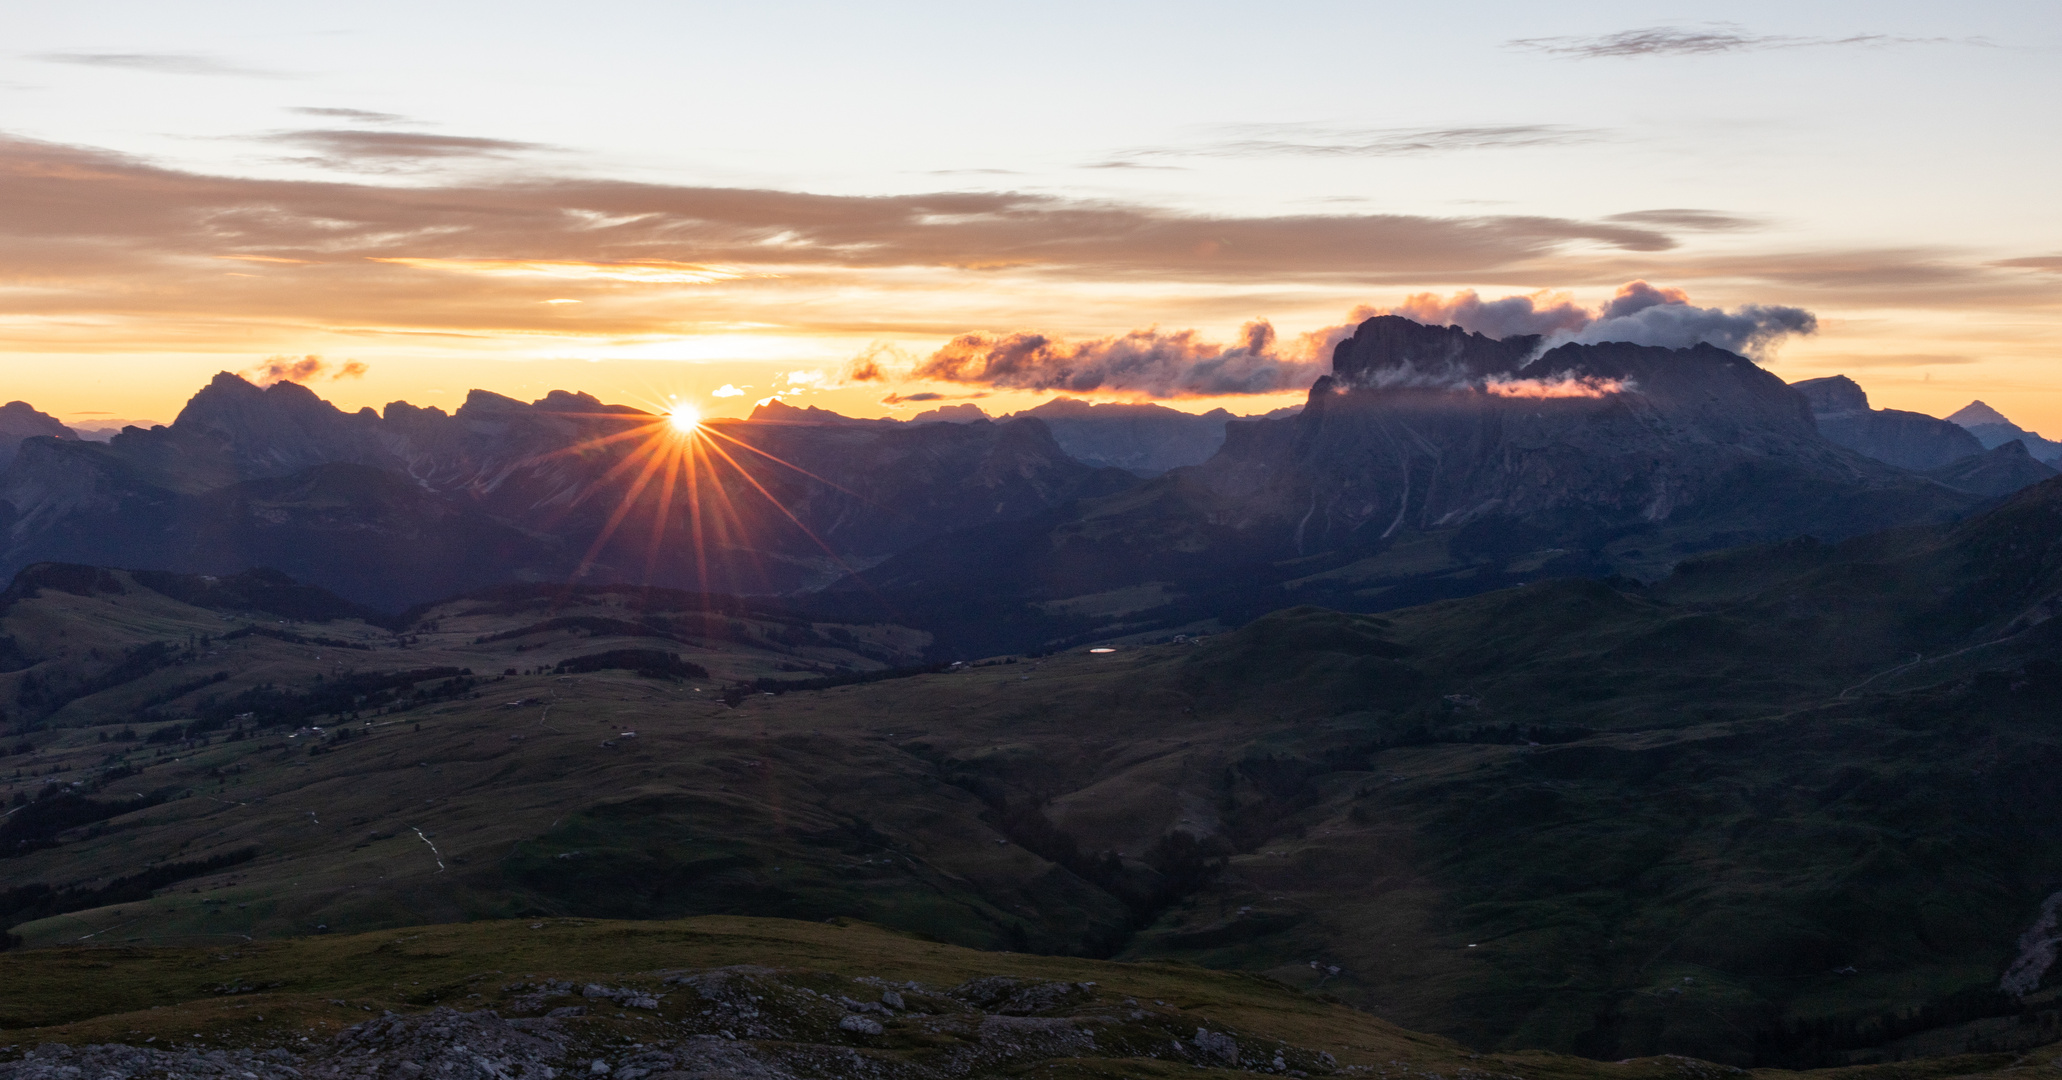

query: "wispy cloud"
xmin=0 ymin=134 xmax=2040 ymax=358
xmin=264 ymin=129 xmax=547 ymax=170
xmin=0 ymin=134 xmax=1683 ymax=285
xmin=1110 ymin=123 xmax=1604 ymax=164
xmin=1508 ymin=24 xmax=1982 ymax=60
xmin=289 ymin=107 xmax=412 ymax=124
xmin=34 ymin=52 xmax=285 ymax=78
xmin=1995 ymin=256 xmax=2062 ymax=273
xmin=1604 ymin=208 xmax=1760 ymax=231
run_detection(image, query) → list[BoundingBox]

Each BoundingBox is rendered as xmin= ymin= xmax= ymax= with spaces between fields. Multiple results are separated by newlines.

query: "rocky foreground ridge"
xmin=3 ymin=967 xmax=1383 ymax=1080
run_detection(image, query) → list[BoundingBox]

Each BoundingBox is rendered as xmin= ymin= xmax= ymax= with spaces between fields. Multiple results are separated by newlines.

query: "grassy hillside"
xmin=3 ymin=479 xmax=2060 ymax=1069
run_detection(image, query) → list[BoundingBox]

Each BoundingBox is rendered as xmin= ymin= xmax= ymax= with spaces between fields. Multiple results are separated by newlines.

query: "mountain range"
xmin=4 ymin=316 xmax=2053 ymax=659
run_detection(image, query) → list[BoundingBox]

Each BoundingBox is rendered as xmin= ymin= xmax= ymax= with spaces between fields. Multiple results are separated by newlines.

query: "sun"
xmin=665 ymin=404 xmax=701 ymax=434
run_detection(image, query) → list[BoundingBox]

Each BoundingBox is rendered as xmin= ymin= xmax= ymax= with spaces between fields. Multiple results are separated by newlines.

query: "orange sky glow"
xmin=4 ymin=3 xmax=2058 ymax=435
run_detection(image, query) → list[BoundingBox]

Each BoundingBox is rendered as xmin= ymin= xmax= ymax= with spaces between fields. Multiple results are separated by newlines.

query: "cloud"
xmin=1483 ymin=374 xmax=1632 ymax=399
xmin=289 ymin=107 xmax=411 ymax=124
xmin=1508 ymin=24 xmax=1976 ymax=60
xmin=0 ymin=134 xmax=2031 ymax=359
xmin=710 ymin=384 xmax=746 ymax=397
xmin=239 ymin=355 xmax=368 ymax=385
xmin=1385 ymin=289 xmax=1594 ymax=339
xmin=35 ymin=52 xmax=284 ymax=78
xmin=1604 ymin=208 xmax=1759 ymax=231
xmin=265 ymin=129 xmax=546 ymax=170
xmin=882 ymin=392 xmax=944 ymax=403
xmin=1376 ymin=282 xmax=1815 ymax=359
xmin=0 ymin=134 xmax=1682 ymax=290
xmin=1114 ymin=124 xmax=1605 ymax=163
xmin=1995 ymin=256 xmax=2062 ymax=273
xmin=1572 ymin=280 xmax=1816 ymax=356
xmin=897 ymin=319 xmax=1328 ymax=397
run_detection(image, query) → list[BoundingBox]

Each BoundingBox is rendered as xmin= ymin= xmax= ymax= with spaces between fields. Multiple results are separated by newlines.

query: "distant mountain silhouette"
xmin=0 ymin=401 xmax=75 ymax=471
xmin=1791 ymin=375 xmax=1983 ymax=470
xmin=0 ymin=318 xmax=2032 ymax=638
xmin=0 ymin=374 xmax=1135 ymax=607
xmin=1010 ymin=398 xmax=1241 ymax=476
xmin=1949 ymin=399 xmax=2062 ymax=464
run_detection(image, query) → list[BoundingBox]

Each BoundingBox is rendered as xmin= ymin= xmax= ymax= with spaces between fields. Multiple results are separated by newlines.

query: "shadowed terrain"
xmin=4 ymin=474 xmax=2060 ymax=1067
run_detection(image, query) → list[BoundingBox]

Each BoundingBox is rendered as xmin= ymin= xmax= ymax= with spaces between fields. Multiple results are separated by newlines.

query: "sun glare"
xmin=666 ymin=404 xmax=701 ymax=433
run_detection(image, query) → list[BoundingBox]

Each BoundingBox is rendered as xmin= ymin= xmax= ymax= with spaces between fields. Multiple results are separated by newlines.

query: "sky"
xmin=3 ymin=0 xmax=2059 ymax=432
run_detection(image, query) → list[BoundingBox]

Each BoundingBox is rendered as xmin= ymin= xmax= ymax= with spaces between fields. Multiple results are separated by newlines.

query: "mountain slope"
xmin=1793 ymin=374 xmax=1984 ymax=470
xmin=6 ymin=478 xmax=2062 ymax=1066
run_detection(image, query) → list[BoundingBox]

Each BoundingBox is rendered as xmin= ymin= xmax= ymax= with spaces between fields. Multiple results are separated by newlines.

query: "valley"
xmin=4 ymin=467 xmax=2060 ymax=1067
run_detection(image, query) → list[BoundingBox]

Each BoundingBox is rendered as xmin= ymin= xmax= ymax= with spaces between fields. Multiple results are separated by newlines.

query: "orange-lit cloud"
xmin=1482 ymin=374 xmax=1632 ymax=398
xmin=240 ymin=354 xmax=369 ymax=385
xmin=878 ymin=320 xmax=1329 ymax=397
xmin=369 ymin=258 xmax=746 ymax=284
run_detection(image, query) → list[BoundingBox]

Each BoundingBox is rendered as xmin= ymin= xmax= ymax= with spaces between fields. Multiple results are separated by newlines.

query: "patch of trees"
xmin=0 ymin=846 xmax=257 ymax=949
xmin=0 ymin=634 xmax=28 ymax=674
xmin=130 ymin=566 xmax=403 ymax=628
xmin=1744 ymin=984 xmax=2026 ymax=1068
xmin=190 ymin=666 xmax=476 ymax=727
xmin=220 ymin=624 xmax=371 ymax=651
xmin=14 ymin=640 xmax=198 ymax=718
xmin=0 ymin=563 xmax=126 ymax=610
xmin=0 ymin=786 xmax=171 ymax=858
xmin=135 ymin=671 xmax=231 ymax=720
xmin=477 ymin=616 xmax=689 ymax=646
xmin=717 ymin=662 xmax=950 ymax=706
xmin=554 ymin=649 xmax=709 ymax=680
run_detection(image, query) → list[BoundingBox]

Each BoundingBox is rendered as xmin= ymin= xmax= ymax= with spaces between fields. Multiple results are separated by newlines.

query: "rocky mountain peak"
xmin=1791 ymin=375 xmax=1869 ymax=416
xmin=747 ymin=399 xmax=887 ymax=426
xmin=1949 ymin=400 xmax=2013 ymax=427
xmin=160 ymin=372 xmax=387 ymax=480
xmin=910 ymin=402 xmax=991 ymax=423
xmin=0 ymin=401 xmax=75 ymax=442
xmin=0 ymin=401 xmax=77 ymax=471
xmin=1328 ymin=315 xmax=1537 ymax=385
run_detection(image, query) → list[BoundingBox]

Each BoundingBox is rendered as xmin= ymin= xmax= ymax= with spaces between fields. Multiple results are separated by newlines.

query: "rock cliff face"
xmin=1792 ymin=375 xmax=1983 ymax=470
xmin=0 ymin=375 xmax=1134 ymax=607
xmin=1193 ymin=319 xmax=1949 ymax=553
